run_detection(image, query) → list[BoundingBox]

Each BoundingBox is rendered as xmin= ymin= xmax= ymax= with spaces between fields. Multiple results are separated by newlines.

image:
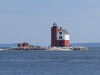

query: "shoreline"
xmin=0 ymin=46 xmax=88 ymax=51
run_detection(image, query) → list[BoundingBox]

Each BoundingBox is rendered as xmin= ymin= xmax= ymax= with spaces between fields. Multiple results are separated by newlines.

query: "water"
xmin=0 ymin=47 xmax=100 ymax=75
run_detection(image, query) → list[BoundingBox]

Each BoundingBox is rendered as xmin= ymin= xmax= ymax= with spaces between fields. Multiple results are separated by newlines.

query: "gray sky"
xmin=0 ymin=0 xmax=100 ymax=46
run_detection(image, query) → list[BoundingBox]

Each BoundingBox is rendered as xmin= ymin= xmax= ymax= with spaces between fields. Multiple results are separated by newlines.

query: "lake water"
xmin=0 ymin=47 xmax=100 ymax=75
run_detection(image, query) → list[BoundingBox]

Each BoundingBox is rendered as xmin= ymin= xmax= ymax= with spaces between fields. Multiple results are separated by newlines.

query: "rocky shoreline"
xmin=0 ymin=46 xmax=88 ymax=51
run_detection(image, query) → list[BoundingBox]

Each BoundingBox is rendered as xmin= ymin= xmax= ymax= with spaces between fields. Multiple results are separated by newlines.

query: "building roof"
xmin=62 ymin=29 xmax=69 ymax=34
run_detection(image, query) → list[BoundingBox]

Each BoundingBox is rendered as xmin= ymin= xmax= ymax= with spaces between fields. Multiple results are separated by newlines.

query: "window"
xmin=59 ymin=36 xmax=62 ymax=39
xmin=59 ymin=32 xmax=62 ymax=35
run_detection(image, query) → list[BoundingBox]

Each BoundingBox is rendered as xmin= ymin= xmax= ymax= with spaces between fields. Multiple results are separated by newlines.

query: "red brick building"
xmin=18 ymin=42 xmax=29 ymax=49
xmin=51 ymin=22 xmax=70 ymax=47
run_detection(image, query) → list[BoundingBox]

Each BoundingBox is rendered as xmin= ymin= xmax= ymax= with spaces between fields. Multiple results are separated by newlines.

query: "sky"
xmin=0 ymin=0 xmax=100 ymax=46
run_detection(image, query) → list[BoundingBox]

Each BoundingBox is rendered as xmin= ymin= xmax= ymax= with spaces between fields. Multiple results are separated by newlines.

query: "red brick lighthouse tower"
xmin=51 ymin=22 xmax=58 ymax=47
xmin=51 ymin=22 xmax=70 ymax=47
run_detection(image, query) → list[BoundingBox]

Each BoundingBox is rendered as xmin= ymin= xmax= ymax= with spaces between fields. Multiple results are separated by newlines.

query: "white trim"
xmin=57 ymin=31 xmax=70 ymax=40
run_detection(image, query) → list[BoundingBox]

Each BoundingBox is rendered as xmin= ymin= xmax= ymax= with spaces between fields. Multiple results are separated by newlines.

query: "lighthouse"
xmin=51 ymin=22 xmax=70 ymax=47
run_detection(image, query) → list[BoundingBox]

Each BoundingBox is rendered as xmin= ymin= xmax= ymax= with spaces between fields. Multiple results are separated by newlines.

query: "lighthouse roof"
xmin=53 ymin=22 xmax=57 ymax=26
xmin=62 ymin=29 xmax=69 ymax=34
